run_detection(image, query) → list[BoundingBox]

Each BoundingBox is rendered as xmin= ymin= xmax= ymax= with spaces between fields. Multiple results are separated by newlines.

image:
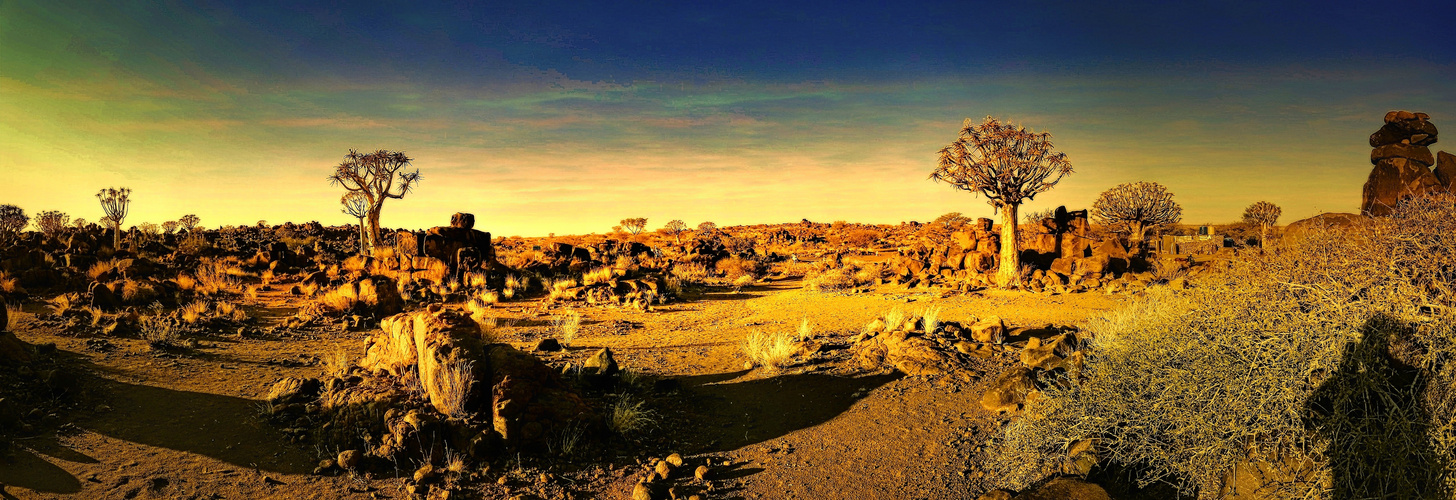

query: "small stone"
xmin=655 ymin=460 xmax=672 ymax=478
xmin=413 ymin=463 xmax=436 ymax=483
xmin=694 ymin=465 xmax=711 ymax=481
xmin=584 ymin=347 xmax=619 ymax=375
xmin=337 ymin=449 xmax=361 ymax=469
xmin=534 ymin=338 xmax=562 ymax=352
xmin=665 ymin=453 xmax=684 ymax=467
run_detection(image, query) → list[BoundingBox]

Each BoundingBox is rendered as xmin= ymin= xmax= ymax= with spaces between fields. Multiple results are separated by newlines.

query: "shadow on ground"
xmin=669 ymin=370 xmax=899 ymax=454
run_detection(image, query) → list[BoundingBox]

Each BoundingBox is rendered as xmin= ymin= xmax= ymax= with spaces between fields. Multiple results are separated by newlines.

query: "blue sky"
xmin=3 ymin=1 xmax=1454 ymax=235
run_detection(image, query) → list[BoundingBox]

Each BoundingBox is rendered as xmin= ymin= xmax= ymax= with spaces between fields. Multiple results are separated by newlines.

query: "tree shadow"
xmin=1305 ymin=314 xmax=1443 ymax=499
xmin=667 ymin=371 xmax=899 ymax=454
xmin=0 ymin=445 xmax=83 ymax=494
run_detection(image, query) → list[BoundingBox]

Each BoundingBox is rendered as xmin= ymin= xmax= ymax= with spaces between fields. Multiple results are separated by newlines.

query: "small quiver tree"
xmin=96 ymin=187 xmax=132 ymax=249
xmin=1242 ymin=201 xmax=1282 ymax=249
xmin=342 ymin=191 xmax=370 ymax=254
xmin=1091 ymin=181 xmax=1182 ymax=252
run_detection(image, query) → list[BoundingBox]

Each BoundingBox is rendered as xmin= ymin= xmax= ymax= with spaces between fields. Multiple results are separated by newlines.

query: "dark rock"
xmin=584 ymin=348 xmax=619 ymax=376
xmin=533 ymin=338 xmax=562 ymax=352
xmin=450 ymin=212 xmax=475 ymax=230
xmin=1371 ymin=143 xmax=1435 ymax=166
xmin=1436 ymin=151 xmax=1456 ymax=191
xmin=1012 ymin=477 xmax=1111 ymax=500
xmin=1362 ymin=157 xmax=1445 ymax=217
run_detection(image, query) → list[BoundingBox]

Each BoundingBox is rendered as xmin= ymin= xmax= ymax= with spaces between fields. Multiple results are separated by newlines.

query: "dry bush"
xmin=671 ymin=262 xmax=709 ymax=283
xmin=715 ymin=256 xmax=763 ymax=280
xmin=47 ymin=293 xmax=80 ymax=317
xmin=139 ymin=316 xmax=184 ymax=348
xmin=470 ymin=314 xmax=499 ymax=343
xmin=0 ymin=272 xmax=20 ymax=295
xmin=179 ymin=300 xmax=209 ymax=324
xmin=743 ymin=329 xmax=797 ymax=369
xmin=987 ymin=195 xmax=1456 ymax=498
xmin=922 ymin=306 xmax=942 ymax=334
xmin=553 ymin=310 xmax=581 ymax=346
xmin=797 ymin=318 xmax=813 ymax=341
xmin=120 ymin=279 xmax=157 ymax=305
xmin=214 ymin=300 xmax=248 ymax=322
xmin=804 ymin=261 xmax=879 ymax=292
xmin=583 ymin=267 xmax=614 ymax=286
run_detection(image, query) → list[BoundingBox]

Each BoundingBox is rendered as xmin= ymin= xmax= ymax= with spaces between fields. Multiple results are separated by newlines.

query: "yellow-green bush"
xmin=988 ymin=195 xmax=1456 ymax=498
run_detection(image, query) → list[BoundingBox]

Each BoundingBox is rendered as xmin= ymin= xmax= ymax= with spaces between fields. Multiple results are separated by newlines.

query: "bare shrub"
xmin=922 ymin=306 xmax=942 ymax=333
xmin=139 ymin=316 xmax=184 ymax=348
xmin=987 ymin=194 xmax=1456 ymax=497
xmin=421 ymin=350 xmax=474 ymax=419
xmin=671 ymin=262 xmax=709 ymax=283
xmin=323 ymin=344 xmax=352 ymax=379
xmin=715 ymin=256 xmax=762 ymax=280
xmin=179 ymin=300 xmax=209 ymax=325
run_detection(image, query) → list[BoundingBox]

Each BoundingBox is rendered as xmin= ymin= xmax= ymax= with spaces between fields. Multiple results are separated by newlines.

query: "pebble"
xmin=694 ymin=465 xmax=711 ymax=481
xmin=665 ymin=453 xmax=684 ymax=467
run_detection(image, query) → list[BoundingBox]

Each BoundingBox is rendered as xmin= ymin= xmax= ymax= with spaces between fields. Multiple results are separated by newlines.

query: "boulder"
xmin=1361 ymin=158 xmax=1445 ymax=217
xmin=1370 ymin=112 xmax=1438 ymax=147
xmin=980 ymin=366 xmax=1035 ymax=413
xmin=1013 ymin=477 xmax=1111 ymax=500
xmin=852 ymin=330 xmax=960 ymax=376
xmin=970 ymin=316 xmax=1006 ymax=344
xmin=1436 ymin=151 xmax=1456 ymax=191
xmin=1371 ymin=144 xmax=1435 ymax=166
xmin=584 ymin=348 xmax=618 ymax=376
xmin=450 ymin=212 xmax=475 ymax=230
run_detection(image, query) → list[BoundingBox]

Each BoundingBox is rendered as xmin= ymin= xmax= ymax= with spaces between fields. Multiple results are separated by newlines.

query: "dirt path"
xmin=3 ymin=281 xmax=1123 ymax=499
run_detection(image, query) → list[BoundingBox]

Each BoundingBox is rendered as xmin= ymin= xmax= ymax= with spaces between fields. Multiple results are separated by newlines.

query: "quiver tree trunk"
xmin=997 ymin=204 xmax=1020 ymax=287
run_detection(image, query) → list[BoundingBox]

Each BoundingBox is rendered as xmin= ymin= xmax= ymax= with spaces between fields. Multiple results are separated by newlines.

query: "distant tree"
xmin=620 ymin=217 xmax=647 ymax=235
xmin=1092 ymin=181 xmax=1182 ymax=248
xmin=257 ymin=220 xmax=268 ymax=228
xmin=162 ymin=221 xmax=179 ymax=234
xmin=327 ymin=149 xmax=421 ymax=255
xmin=73 ymin=218 xmax=88 ymax=229
xmin=933 ymin=116 xmax=1073 ymax=287
xmin=662 ymin=219 xmax=689 ymax=243
xmin=920 ymin=212 xmax=972 ymax=241
xmin=846 ymin=228 xmax=884 ymax=248
xmin=34 ymin=210 xmax=70 ymax=238
xmin=611 ymin=225 xmax=624 ymax=235
xmin=341 ymin=191 xmax=370 ymax=253
xmin=0 ymin=205 xmax=28 ymax=242
xmin=697 ymin=221 xmax=718 ymax=235
xmin=96 ymin=187 xmax=132 ymax=249
xmin=1242 ymin=201 xmax=1282 ymax=249
xmin=178 ymin=214 xmax=201 ymax=233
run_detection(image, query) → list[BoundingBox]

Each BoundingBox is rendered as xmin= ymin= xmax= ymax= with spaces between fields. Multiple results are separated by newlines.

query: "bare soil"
xmin=2 ymin=277 xmax=1123 ymax=500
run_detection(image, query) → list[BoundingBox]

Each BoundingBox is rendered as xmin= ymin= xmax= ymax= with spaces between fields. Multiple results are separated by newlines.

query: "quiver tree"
xmin=1091 ymin=181 xmax=1182 ymax=249
xmin=933 ymin=116 xmax=1073 ymax=287
xmin=178 ymin=214 xmax=201 ymax=232
xmin=328 ymin=149 xmax=420 ymax=255
xmin=161 ymin=221 xmax=179 ymax=234
xmin=96 ymin=187 xmax=132 ymax=249
xmin=620 ymin=218 xmax=647 ymax=235
xmin=1242 ymin=201 xmax=1282 ymax=249
xmin=341 ymin=191 xmax=370 ymax=253
xmin=0 ymin=205 xmax=27 ymax=243
xmin=663 ymin=219 xmax=688 ymax=243
xmin=34 ymin=210 xmax=70 ymax=238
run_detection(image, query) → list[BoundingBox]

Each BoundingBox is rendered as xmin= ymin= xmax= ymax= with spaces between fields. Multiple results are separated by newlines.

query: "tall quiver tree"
xmin=96 ymin=187 xmax=132 ymax=249
xmin=327 ymin=149 xmax=420 ymax=255
xmin=932 ymin=116 xmax=1073 ymax=287
xmin=1092 ymin=181 xmax=1182 ymax=251
xmin=341 ymin=191 xmax=370 ymax=254
xmin=1242 ymin=201 xmax=1282 ymax=249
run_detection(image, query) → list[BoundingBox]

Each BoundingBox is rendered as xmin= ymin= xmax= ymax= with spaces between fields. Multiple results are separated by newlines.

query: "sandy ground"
xmin=2 ymin=278 xmax=1125 ymax=500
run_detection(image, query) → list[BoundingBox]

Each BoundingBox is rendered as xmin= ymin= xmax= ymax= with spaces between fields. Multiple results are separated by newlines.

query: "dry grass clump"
xmin=921 ymin=306 xmax=942 ymax=334
xmin=139 ymin=316 xmax=184 ymax=348
xmin=804 ymin=261 xmax=879 ymax=292
xmin=583 ymin=267 xmax=614 ymax=286
xmin=421 ymin=350 xmax=475 ymax=419
xmin=671 ymin=262 xmax=709 ymax=283
xmin=742 ymin=329 xmax=797 ymax=370
xmin=323 ymin=345 xmax=352 ymax=379
xmin=547 ymin=278 xmax=578 ymax=300
xmin=47 ymin=293 xmax=81 ymax=317
xmin=0 ymin=272 xmax=19 ymax=295
xmin=179 ymin=300 xmax=210 ymax=325
xmin=553 ymin=310 xmax=582 ymax=346
xmin=986 ymin=195 xmax=1456 ymax=498
xmin=607 ymin=394 xmax=657 ymax=435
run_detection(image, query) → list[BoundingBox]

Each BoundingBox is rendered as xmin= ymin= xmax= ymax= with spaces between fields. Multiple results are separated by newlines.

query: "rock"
xmin=450 ymin=212 xmax=475 ymax=230
xmin=1371 ymin=112 xmax=1438 ymax=146
xmin=632 ymin=481 xmax=655 ymax=500
xmin=980 ymin=366 xmax=1035 ymax=413
xmin=694 ymin=465 xmax=711 ymax=481
xmin=970 ymin=316 xmax=1006 ymax=344
xmin=337 ymin=449 xmax=362 ymax=469
xmin=584 ymin=348 xmax=619 ymax=376
xmin=977 ymin=491 xmax=1014 ymax=500
xmin=655 ymin=459 xmax=672 ymax=478
xmin=1284 ymin=212 xmax=1364 ymax=241
xmin=1371 ymin=143 xmax=1435 ymax=166
xmin=533 ymin=338 xmax=562 ymax=352
xmin=1362 ymin=157 xmax=1445 ymax=217
xmin=1020 ymin=335 xmax=1072 ymax=370
xmin=90 ymin=281 xmax=120 ymax=311
xmin=1012 ymin=477 xmax=1110 ymax=500
xmin=413 ymin=463 xmax=436 ymax=483
xmin=665 ymin=453 xmax=684 ymax=467
xmin=267 ymin=377 xmax=321 ymax=404
xmin=1436 ymin=151 xmax=1456 ymax=190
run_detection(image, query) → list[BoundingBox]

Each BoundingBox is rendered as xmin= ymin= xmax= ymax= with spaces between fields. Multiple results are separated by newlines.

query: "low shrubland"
xmin=987 ymin=195 xmax=1456 ymax=498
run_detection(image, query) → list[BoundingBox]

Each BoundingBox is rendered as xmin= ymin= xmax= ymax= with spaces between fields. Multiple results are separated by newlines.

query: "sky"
xmin=3 ymin=1 xmax=1455 ymax=236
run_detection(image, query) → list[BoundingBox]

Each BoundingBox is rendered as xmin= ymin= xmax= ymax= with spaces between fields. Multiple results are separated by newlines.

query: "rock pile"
xmin=1362 ymin=111 xmax=1451 ymax=216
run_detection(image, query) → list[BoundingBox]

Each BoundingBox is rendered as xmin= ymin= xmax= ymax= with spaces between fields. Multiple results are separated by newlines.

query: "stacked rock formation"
xmin=1362 ymin=111 xmax=1450 ymax=216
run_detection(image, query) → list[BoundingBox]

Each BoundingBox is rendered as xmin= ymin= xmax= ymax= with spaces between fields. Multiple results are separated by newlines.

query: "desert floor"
xmin=2 ymin=277 xmax=1124 ymax=500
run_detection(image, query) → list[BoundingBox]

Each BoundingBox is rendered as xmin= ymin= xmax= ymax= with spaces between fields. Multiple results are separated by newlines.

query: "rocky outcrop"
xmin=1362 ymin=111 xmax=1446 ymax=217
